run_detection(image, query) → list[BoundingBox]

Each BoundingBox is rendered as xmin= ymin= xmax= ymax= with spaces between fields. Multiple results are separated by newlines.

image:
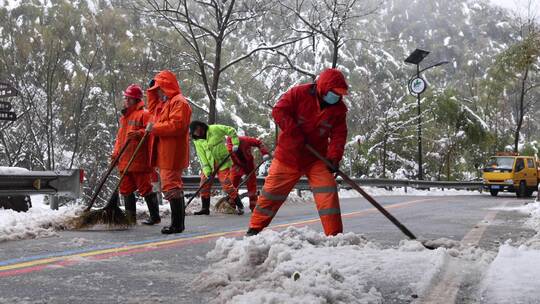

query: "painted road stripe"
xmin=0 ymin=198 xmax=436 ymax=276
xmin=418 ymin=200 xmax=511 ymax=304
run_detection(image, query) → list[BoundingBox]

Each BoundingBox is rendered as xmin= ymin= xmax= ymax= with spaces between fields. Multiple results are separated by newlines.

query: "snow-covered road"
xmin=0 ymin=191 xmax=538 ymax=303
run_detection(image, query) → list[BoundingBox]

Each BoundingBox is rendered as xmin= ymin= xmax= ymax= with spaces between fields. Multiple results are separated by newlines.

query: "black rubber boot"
xmin=234 ymin=196 xmax=244 ymax=215
xmin=246 ymin=227 xmax=261 ymax=236
xmin=161 ymin=195 xmax=185 ymax=234
xmin=123 ymin=193 xmax=137 ymax=224
xmin=194 ymin=197 xmax=210 ymax=215
xmin=142 ymin=192 xmax=161 ymax=225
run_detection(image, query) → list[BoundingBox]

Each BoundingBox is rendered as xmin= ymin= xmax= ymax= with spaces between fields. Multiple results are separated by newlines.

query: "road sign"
xmin=409 ymin=77 xmax=427 ymax=95
xmin=0 ymin=102 xmax=12 ymax=112
xmin=0 ymin=82 xmax=18 ymax=98
xmin=0 ymin=111 xmax=17 ymax=121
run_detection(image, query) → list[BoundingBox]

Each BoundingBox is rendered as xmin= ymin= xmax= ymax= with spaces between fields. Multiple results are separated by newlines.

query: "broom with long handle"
xmin=74 ymin=126 xmax=151 ymax=228
xmin=84 ymin=140 xmax=130 ymax=212
xmin=215 ymin=154 xmax=271 ymax=210
xmin=185 ymin=153 xmax=232 ymax=209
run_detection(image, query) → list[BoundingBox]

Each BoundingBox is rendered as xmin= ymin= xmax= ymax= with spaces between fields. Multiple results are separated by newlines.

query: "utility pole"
xmin=405 ymin=49 xmax=448 ymax=180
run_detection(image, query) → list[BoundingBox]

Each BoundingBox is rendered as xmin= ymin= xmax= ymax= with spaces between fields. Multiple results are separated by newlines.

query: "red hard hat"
xmin=123 ymin=84 xmax=143 ymax=100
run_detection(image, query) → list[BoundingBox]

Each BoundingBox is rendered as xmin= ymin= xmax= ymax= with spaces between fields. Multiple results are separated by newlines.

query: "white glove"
xmin=145 ymin=122 xmax=154 ymax=132
xmin=262 ymin=154 xmax=271 ymax=161
xmin=232 ymin=145 xmax=239 ymax=152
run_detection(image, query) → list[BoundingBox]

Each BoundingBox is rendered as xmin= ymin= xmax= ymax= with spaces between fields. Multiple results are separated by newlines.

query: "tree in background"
xmin=141 ymin=0 xmax=310 ymax=123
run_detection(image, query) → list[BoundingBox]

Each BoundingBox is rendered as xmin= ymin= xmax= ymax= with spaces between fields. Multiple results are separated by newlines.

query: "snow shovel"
xmin=185 ymin=153 xmax=232 ymax=209
xmin=305 ymin=144 xmax=437 ymax=250
xmin=215 ymin=156 xmax=270 ymax=210
xmin=73 ymin=127 xmax=151 ymax=229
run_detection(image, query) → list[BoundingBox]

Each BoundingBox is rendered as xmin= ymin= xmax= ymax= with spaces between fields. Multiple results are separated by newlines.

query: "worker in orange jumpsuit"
xmin=226 ymin=135 xmax=270 ymax=212
xmin=247 ymin=68 xmax=349 ymax=236
xmin=111 ymin=84 xmax=159 ymax=225
xmin=145 ymin=70 xmax=192 ymax=234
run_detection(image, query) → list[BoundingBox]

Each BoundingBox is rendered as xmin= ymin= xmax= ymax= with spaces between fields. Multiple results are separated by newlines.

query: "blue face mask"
xmin=323 ymin=91 xmax=341 ymax=104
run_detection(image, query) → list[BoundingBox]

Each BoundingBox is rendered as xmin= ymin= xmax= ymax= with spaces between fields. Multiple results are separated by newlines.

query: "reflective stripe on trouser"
xmin=249 ymin=158 xmax=343 ymax=236
xmin=119 ymin=172 xmax=153 ymax=196
xmin=308 ymin=161 xmax=342 ymax=236
xmin=249 ymin=159 xmax=300 ymax=230
xmin=200 ymin=168 xmax=239 ymax=199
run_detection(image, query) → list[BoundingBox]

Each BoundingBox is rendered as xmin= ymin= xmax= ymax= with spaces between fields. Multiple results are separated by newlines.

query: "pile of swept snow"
xmin=194 ymin=227 xmax=490 ymax=304
xmin=0 ymin=195 xmax=81 ymax=242
xmin=478 ymin=201 xmax=540 ymax=303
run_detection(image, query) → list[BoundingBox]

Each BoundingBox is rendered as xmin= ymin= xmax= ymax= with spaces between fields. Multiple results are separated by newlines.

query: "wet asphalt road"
xmin=0 ymin=192 xmax=536 ymax=304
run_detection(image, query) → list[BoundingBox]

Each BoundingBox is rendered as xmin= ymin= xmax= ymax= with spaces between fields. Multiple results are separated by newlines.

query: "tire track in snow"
xmin=418 ymin=200 xmax=513 ymax=304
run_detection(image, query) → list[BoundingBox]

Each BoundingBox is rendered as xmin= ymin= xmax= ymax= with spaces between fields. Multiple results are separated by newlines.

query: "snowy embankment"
xmin=0 ymin=195 xmax=81 ymax=242
xmin=478 ymin=200 xmax=540 ymax=303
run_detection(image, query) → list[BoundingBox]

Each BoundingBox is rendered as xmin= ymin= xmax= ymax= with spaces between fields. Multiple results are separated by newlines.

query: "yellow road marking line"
xmin=0 ymin=197 xmax=436 ymax=272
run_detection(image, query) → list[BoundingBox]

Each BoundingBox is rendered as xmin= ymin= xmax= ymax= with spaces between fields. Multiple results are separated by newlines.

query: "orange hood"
xmin=152 ymin=70 xmax=182 ymax=98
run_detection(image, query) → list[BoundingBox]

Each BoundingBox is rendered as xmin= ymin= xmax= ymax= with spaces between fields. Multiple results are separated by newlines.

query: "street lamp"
xmin=404 ymin=49 xmax=448 ymax=180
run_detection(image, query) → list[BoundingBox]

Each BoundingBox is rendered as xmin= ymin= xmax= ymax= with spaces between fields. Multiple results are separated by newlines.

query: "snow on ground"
xmin=0 ymin=186 xmax=482 ymax=243
xmin=194 ymin=226 xmax=493 ymax=304
xmin=0 ymin=195 xmax=81 ymax=242
xmin=339 ymin=187 xmax=482 ymax=198
xmin=478 ymin=201 xmax=540 ymax=303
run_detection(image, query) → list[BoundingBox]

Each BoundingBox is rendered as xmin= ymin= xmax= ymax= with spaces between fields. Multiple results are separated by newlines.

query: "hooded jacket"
xmin=147 ymin=70 xmax=192 ymax=170
xmin=226 ymin=136 xmax=269 ymax=171
xmin=112 ymin=100 xmax=152 ymax=172
xmin=272 ymin=68 xmax=348 ymax=170
xmin=193 ymin=124 xmax=239 ymax=177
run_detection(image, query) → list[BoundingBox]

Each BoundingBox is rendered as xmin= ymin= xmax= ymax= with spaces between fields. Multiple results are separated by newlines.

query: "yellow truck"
xmin=482 ymin=153 xmax=540 ymax=197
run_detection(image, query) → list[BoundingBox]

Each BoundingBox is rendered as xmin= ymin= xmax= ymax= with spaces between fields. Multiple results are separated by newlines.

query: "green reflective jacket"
xmin=193 ymin=124 xmax=239 ymax=176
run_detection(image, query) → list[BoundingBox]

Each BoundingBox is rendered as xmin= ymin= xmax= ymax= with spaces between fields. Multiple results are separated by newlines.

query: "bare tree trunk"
xmin=381 ymin=135 xmax=387 ymax=178
xmin=332 ymin=40 xmax=339 ymax=68
xmin=513 ymin=67 xmax=529 ymax=153
xmin=69 ymin=50 xmax=98 ymax=169
xmin=209 ymin=38 xmax=223 ymax=124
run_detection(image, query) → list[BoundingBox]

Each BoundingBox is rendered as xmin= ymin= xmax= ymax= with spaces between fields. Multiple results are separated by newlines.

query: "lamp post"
xmin=404 ymin=49 xmax=448 ymax=180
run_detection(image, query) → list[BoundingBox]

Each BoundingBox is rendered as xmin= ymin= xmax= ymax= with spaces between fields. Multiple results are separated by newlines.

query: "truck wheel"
xmin=490 ymin=189 xmax=499 ymax=196
xmin=516 ymin=181 xmax=527 ymax=198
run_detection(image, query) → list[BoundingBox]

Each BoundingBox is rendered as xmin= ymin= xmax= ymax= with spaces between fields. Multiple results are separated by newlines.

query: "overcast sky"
xmin=489 ymin=0 xmax=540 ymax=13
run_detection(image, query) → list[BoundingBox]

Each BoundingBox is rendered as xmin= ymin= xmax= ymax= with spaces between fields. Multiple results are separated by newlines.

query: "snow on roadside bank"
xmin=0 ymin=195 xmax=81 ymax=242
xmin=340 ymin=187 xmax=481 ymax=198
xmin=478 ymin=201 xmax=540 ymax=303
xmin=194 ymin=227 xmax=492 ymax=304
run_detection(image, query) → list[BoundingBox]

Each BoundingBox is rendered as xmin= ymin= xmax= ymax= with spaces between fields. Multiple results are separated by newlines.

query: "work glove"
xmin=262 ymin=154 xmax=272 ymax=162
xmin=127 ymin=130 xmax=145 ymax=140
xmin=232 ymin=145 xmax=239 ymax=152
xmin=145 ymin=122 xmax=154 ymax=133
xmin=327 ymin=159 xmax=340 ymax=173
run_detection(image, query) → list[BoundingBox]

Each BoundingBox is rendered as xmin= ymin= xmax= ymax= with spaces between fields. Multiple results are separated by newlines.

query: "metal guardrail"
xmin=0 ymin=169 xmax=83 ymax=197
xmin=180 ymin=176 xmax=484 ymax=192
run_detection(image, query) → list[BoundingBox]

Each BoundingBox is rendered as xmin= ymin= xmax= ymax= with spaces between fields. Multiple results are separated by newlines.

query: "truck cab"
xmin=482 ymin=153 xmax=539 ymax=197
